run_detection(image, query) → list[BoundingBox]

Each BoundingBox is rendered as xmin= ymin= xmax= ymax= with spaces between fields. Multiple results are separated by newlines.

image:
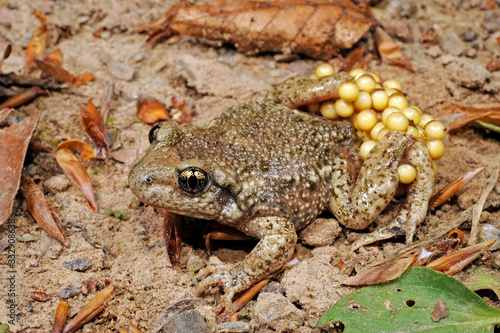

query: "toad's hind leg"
xmin=263 ymin=73 xmax=350 ymax=108
xmin=328 ymin=131 xmax=434 ymax=249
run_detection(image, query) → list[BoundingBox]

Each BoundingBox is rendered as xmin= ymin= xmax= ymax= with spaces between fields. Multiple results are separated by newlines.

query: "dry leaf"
xmin=426 ymin=239 xmax=496 ymax=275
xmin=44 ymin=49 xmax=63 ymax=66
xmin=0 ymin=108 xmax=14 ymax=122
xmin=52 ymin=301 xmax=68 ymax=333
xmin=343 ymin=254 xmax=418 ymax=286
xmin=163 ymin=211 xmax=182 ymax=267
xmin=486 ymin=58 xmax=500 ymax=72
xmin=21 ymin=176 xmax=68 ymax=246
xmin=55 ymin=140 xmax=97 ymax=211
xmin=129 ymin=321 xmax=141 ymax=333
xmin=0 ymin=87 xmax=47 ymax=110
xmin=0 ymin=111 xmax=41 ymax=225
xmin=429 ymin=167 xmax=485 ymax=210
xmin=146 ymin=0 xmax=373 ymax=60
xmin=31 ymin=291 xmax=50 ymax=302
xmin=25 ymin=9 xmax=48 ymax=74
xmin=34 ymin=57 xmax=95 ymax=85
xmin=28 ymin=136 xmax=54 ymax=154
xmin=136 ymin=95 xmax=169 ymax=124
xmin=203 ymin=223 xmax=252 ymax=252
xmin=436 ymin=103 xmax=500 ymax=130
xmin=62 ymin=285 xmax=114 ymax=333
xmin=80 ymin=100 xmax=109 ymax=159
xmin=374 ymin=26 xmax=414 ymax=72
xmin=0 ymin=44 xmax=12 ymax=72
xmin=232 ymin=279 xmax=270 ymax=312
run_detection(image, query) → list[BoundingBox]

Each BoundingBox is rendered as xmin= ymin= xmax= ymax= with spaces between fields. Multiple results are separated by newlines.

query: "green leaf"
xmin=318 ymin=267 xmax=500 ymax=332
xmin=468 ymin=266 xmax=500 ymax=298
xmin=103 ymin=207 xmax=114 ymax=215
xmin=114 ymin=211 xmax=127 ymax=220
xmin=475 ymin=120 xmax=500 ymax=133
xmin=0 ymin=323 xmax=9 ymax=333
xmin=15 ymin=235 xmax=37 ymax=242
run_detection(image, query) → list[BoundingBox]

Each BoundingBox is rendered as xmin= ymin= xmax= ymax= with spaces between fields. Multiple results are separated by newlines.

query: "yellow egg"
xmin=371 ymin=90 xmax=389 ymax=111
xmin=366 ymin=71 xmax=381 ymax=83
xmin=419 ymin=114 xmax=435 ymax=128
xmin=406 ymin=125 xmax=419 ymax=137
xmin=425 ymin=139 xmax=445 ymax=160
xmin=354 ymin=91 xmax=372 ymax=111
xmin=370 ymin=122 xmax=386 ymax=140
xmin=382 ymin=106 xmax=401 ymax=125
xmin=383 ymin=78 xmax=403 ymax=91
xmin=398 ymin=164 xmax=417 ymax=184
xmin=356 ymin=74 xmax=377 ymax=93
xmin=338 ymin=81 xmax=360 ymax=102
xmin=385 ymin=88 xmax=401 ymax=96
xmin=377 ymin=128 xmax=390 ymax=141
xmin=356 ymin=109 xmax=378 ymax=131
xmin=388 ymin=93 xmax=409 ymax=110
xmin=386 ymin=112 xmax=409 ymax=131
xmin=315 ymin=63 xmax=335 ymax=78
xmin=401 ymin=107 xmax=422 ymax=126
xmin=360 ymin=140 xmax=377 ymax=159
xmin=334 ymin=99 xmax=355 ymax=117
xmin=320 ymin=101 xmax=338 ymax=119
xmin=349 ymin=68 xmax=365 ymax=81
xmin=425 ymin=120 xmax=447 ymax=140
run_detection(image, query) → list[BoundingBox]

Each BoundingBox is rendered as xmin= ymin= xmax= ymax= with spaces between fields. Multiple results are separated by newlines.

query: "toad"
xmin=129 ymin=72 xmax=434 ymax=309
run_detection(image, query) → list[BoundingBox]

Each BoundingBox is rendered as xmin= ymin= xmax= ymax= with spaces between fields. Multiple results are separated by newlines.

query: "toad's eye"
xmin=148 ymin=123 xmax=163 ymax=144
xmin=178 ymin=167 xmax=210 ymax=193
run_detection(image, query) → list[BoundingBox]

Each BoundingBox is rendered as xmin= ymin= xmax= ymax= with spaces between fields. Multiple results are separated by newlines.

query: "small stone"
xmin=162 ymin=310 xmax=210 ymax=333
xmin=465 ymin=48 xmax=477 ymax=58
xmin=58 ymin=287 xmax=76 ymax=299
xmin=485 ymin=31 xmax=500 ymax=51
xmin=260 ymin=281 xmax=284 ymax=295
xmin=64 ymin=258 xmax=92 ymax=272
xmin=462 ymin=28 xmax=478 ymax=42
xmin=186 ymin=255 xmax=205 ymax=272
xmin=482 ymin=11 xmax=500 ymax=33
xmin=425 ymin=45 xmax=442 ymax=58
xmin=439 ymin=54 xmax=455 ymax=65
xmin=43 ymin=174 xmax=70 ymax=192
xmin=218 ymin=321 xmax=250 ymax=333
xmin=71 ymin=280 xmax=83 ymax=290
xmin=252 ymin=292 xmax=305 ymax=331
xmin=300 ymin=218 xmax=342 ymax=247
xmin=440 ymin=29 xmax=467 ymax=56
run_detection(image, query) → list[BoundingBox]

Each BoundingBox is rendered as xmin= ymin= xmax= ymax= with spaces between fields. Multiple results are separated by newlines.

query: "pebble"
xmin=186 ymin=255 xmax=205 ymax=272
xmin=440 ymin=29 xmax=466 ymax=56
xmin=425 ymin=45 xmax=443 ymax=58
xmin=161 ymin=309 xmax=210 ymax=333
xmin=64 ymin=258 xmax=92 ymax=272
xmin=300 ymin=218 xmax=342 ymax=247
xmin=43 ymin=174 xmax=70 ymax=192
xmin=252 ymin=292 xmax=305 ymax=331
xmin=218 ymin=321 xmax=250 ymax=333
xmin=58 ymin=287 xmax=76 ymax=299
xmin=485 ymin=31 xmax=500 ymax=51
xmin=462 ymin=28 xmax=478 ymax=42
xmin=482 ymin=11 xmax=500 ymax=33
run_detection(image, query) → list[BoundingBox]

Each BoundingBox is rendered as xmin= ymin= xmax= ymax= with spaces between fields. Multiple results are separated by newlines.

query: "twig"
xmin=469 ymin=168 xmax=499 ymax=245
xmin=70 ymin=221 xmax=110 ymax=267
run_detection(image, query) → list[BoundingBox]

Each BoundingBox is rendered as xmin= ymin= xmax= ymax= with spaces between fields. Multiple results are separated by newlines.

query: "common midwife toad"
xmin=129 ymin=72 xmax=435 ymax=309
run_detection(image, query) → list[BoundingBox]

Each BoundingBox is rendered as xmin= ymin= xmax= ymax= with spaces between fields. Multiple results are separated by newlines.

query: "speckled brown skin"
xmin=129 ymin=73 xmax=434 ymax=309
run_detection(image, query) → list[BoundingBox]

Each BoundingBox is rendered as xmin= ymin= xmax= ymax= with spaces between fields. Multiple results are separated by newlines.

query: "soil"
xmin=1 ymin=0 xmax=500 ymax=332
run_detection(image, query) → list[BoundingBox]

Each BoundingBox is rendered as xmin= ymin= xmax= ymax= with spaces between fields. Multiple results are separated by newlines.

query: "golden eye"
xmin=178 ymin=167 xmax=209 ymax=193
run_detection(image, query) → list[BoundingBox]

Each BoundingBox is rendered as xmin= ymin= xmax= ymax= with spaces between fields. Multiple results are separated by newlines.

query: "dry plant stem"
xmin=232 ymin=279 xmax=270 ymax=312
xmin=62 ymin=285 xmax=114 ymax=333
xmin=101 ymin=82 xmax=115 ymax=123
xmin=0 ymin=87 xmax=46 ymax=110
xmin=469 ymin=168 xmax=499 ymax=246
xmin=119 ymin=328 xmax=128 ymax=333
xmin=52 ymin=301 xmax=68 ymax=333
xmin=429 ymin=167 xmax=486 ymax=210
xmin=129 ymin=321 xmax=141 ymax=333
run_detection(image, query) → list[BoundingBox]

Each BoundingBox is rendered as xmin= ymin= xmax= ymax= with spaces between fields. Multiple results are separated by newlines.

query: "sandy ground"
xmin=1 ymin=0 xmax=500 ymax=332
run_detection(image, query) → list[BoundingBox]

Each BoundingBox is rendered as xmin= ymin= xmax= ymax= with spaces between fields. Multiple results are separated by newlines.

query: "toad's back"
xmin=174 ymin=102 xmax=356 ymax=229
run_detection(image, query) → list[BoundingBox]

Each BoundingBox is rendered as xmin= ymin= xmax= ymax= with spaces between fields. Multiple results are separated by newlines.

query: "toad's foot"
xmin=196 ymin=217 xmax=297 ymax=311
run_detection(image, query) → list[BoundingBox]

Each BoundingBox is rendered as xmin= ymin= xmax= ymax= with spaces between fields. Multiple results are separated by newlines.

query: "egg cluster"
xmin=310 ymin=63 xmax=446 ymax=184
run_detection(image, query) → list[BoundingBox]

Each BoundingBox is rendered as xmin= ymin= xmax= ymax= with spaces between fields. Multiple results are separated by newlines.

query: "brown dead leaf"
xmin=137 ymin=95 xmax=169 ymax=124
xmin=25 ymin=9 xmax=48 ymax=74
xmin=0 ymin=87 xmax=47 ymax=110
xmin=0 ymin=111 xmax=41 ymax=225
xmin=52 ymin=301 xmax=69 ymax=333
xmin=0 ymin=108 xmax=14 ymax=122
xmin=28 ymin=136 xmax=54 ymax=154
xmin=44 ymin=49 xmax=63 ymax=66
xmin=430 ymin=230 xmax=463 ymax=253
xmin=147 ymin=0 xmax=373 ymax=60
xmin=163 ymin=211 xmax=182 ymax=267
xmin=34 ymin=57 xmax=95 ymax=85
xmin=374 ymin=26 xmax=414 ymax=72
xmin=486 ymin=58 xmax=500 ymax=72
xmin=21 ymin=175 xmax=68 ymax=246
xmin=232 ymin=279 xmax=270 ymax=312
xmin=436 ymin=103 xmax=500 ymax=130
xmin=0 ymin=44 xmax=12 ymax=72
xmin=80 ymin=100 xmax=109 ymax=159
xmin=203 ymin=223 xmax=252 ymax=252
xmin=128 ymin=321 xmax=141 ymax=333
xmin=426 ymin=239 xmax=496 ymax=275
xmin=429 ymin=167 xmax=485 ymax=210
xmin=31 ymin=291 xmax=50 ymax=302
xmin=431 ymin=299 xmax=449 ymax=322
xmin=55 ymin=140 xmax=97 ymax=211
xmin=343 ymin=254 xmax=418 ymax=286
xmin=62 ymin=285 xmax=114 ymax=333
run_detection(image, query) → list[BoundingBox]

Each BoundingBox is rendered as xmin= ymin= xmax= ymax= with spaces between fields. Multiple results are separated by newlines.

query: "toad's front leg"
xmin=196 ymin=216 xmax=297 ymax=310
